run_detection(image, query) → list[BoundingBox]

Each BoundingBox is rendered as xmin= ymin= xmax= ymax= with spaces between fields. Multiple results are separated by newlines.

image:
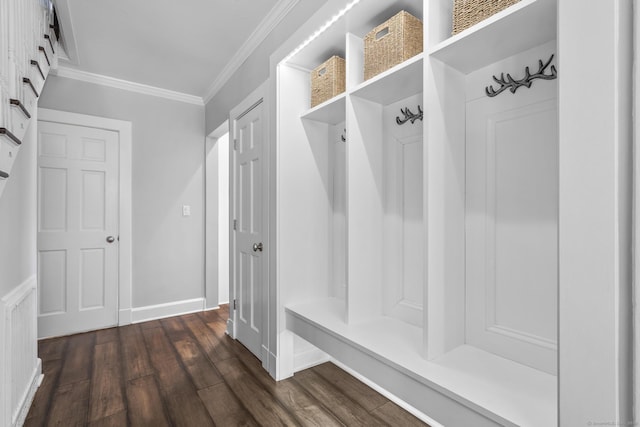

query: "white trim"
xmin=52 ymin=66 xmax=204 ymax=106
xmin=37 ymin=108 xmax=134 ymax=328
xmin=118 ymin=309 xmax=132 ymax=326
xmin=634 ymin=0 xmax=640 ymax=421
xmin=0 ymin=276 xmax=37 ymax=307
xmin=203 ymin=0 xmax=298 ymax=103
xmin=52 ymin=0 xmax=80 ymax=65
xmin=1 ymin=276 xmax=40 ymax=427
xmin=330 ymin=359 xmax=444 ymax=427
xmin=267 ymin=348 xmax=278 ymax=379
xmin=12 ymin=358 xmax=42 ymax=427
xmin=129 ymin=298 xmax=206 ymax=324
xmin=293 ymin=346 xmax=330 ymax=372
xmin=208 ymin=120 xmax=230 ymax=139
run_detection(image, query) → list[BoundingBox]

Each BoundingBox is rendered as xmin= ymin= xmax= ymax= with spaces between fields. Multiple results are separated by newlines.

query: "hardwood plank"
xmin=87 ymin=410 xmax=128 ymax=427
xmin=58 ymin=332 xmax=95 ymax=386
xmin=119 ymin=324 xmax=154 ymax=380
xmin=218 ymin=303 xmax=230 ymax=316
xmin=142 ymin=327 xmax=191 ymax=394
xmin=183 ymin=313 xmax=233 ymax=362
xmin=293 ymin=368 xmax=387 ymax=427
xmin=173 ymin=338 xmax=224 ymax=390
xmin=138 ymin=319 xmax=162 ymax=329
xmin=166 ymin=391 xmax=216 ymax=427
xmin=311 ymin=362 xmax=389 ymax=412
xmin=38 ymin=336 xmax=67 ymax=362
xmin=231 ymin=347 xmax=342 ymax=425
xmin=25 ymin=359 xmax=62 ymax=424
xmin=371 ymin=401 xmax=430 ymax=426
xmin=215 ymin=358 xmax=300 ymax=426
xmin=198 ymin=382 xmax=259 ymax=427
xmin=46 ymin=380 xmax=90 ymax=426
xmin=201 ymin=315 xmax=229 ymax=340
xmin=30 ymin=309 xmax=424 ymax=427
xmin=142 ymin=326 xmax=215 ymax=426
xmin=95 ymin=328 xmax=119 ymax=344
xmin=88 ymin=342 xmax=125 ymax=422
xmin=270 ymin=379 xmax=344 ymax=426
xmin=142 ymin=325 xmax=177 ymax=365
xmin=199 ymin=308 xmax=224 ymax=324
xmin=126 ymin=375 xmax=171 ymax=427
xmin=160 ymin=316 xmax=191 ymax=341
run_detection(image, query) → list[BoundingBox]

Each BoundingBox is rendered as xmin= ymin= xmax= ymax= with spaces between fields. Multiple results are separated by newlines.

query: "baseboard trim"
xmin=226 ymin=318 xmax=235 ymax=338
xmin=118 ymin=308 xmax=132 ymax=326
xmin=330 ymin=358 xmax=444 ymax=427
xmin=293 ymin=346 xmax=330 ymax=373
xmin=267 ymin=349 xmax=278 ymax=379
xmin=13 ymin=358 xmax=42 ymax=427
xmin=130 ymin=298 xmax=205 ymax=324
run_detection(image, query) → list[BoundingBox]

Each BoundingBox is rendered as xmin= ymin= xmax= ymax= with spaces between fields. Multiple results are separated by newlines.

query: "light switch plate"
xmin=182 ymin=205 xmax=191 ymax=216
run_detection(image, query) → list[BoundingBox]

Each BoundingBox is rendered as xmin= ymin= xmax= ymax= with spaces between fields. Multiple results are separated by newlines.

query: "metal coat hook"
xmin=340 ymin=129 xmax=346 ymax=142
xmin=396 ymin=105 xmax=423 ymax=125
xmin=485 ymin=54 xmax=557 ymax=97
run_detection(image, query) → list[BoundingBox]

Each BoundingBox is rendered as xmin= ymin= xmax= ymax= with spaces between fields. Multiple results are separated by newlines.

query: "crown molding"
xmin=202 ymin=0 xmax=299 ymax=104
xmin=53 ymin=66 xmax=204 ymax=106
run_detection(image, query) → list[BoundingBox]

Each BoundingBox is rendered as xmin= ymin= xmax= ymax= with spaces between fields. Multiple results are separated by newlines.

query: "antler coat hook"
xmin=396 ymin=105 xmax=423 ymax=125
xmin=485 ymin=54 xmax=557 ymax=97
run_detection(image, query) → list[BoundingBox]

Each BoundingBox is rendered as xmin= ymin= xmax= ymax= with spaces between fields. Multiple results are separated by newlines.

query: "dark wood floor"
xmin=25 ymin=305 xmax=429 ymax=426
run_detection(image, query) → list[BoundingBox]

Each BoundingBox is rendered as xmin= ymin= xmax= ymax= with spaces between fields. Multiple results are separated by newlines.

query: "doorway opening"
xmin=205 ymin=121 xmax=230 ymax=312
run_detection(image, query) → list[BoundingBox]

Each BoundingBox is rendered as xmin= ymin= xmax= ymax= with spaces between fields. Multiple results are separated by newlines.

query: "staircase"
xmin=0 ymin=0 xmax=58 ymax=200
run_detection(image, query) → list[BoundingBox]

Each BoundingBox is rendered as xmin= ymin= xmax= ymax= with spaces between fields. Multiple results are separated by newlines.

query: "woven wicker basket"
xmin=364 ymin=11 xmax=423 ymax=81
xmin=452 ymin=0 xmax=520 ymax=35
xmin=310 ymin=56 xmax=346 ymax=108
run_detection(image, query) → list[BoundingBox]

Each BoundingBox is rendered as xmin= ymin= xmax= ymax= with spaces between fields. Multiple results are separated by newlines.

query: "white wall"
xmin=0 ymin=114 xmax=38 ymax=298
xmin=39 ymin=75 xmax=205 ymax=309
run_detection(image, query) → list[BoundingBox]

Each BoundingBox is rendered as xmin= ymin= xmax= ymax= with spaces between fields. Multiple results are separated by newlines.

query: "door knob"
xmin=253 ymin=242 xmax=263 ymax=252
xmin=106 ymin=236 xmax=115 ymax=243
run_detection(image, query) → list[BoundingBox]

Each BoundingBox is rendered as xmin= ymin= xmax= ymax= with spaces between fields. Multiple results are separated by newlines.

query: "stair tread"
xmin=9 ymin=99 xmax=32 ymax=119
xmin=0 ymin=128 xmax=22 ymax=145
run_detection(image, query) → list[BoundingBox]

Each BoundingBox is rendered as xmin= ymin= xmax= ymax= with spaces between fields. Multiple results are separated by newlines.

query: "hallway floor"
xmin=25 ymin=305 xmax=428 ymax=426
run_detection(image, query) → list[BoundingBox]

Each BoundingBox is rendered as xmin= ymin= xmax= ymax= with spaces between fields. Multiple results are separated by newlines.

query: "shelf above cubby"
xmin=429 ymin=0 xmax=556 ymax=74
xmin=351 ymin=53 xmax=423 ymax=105
xmin=300 ymin=93 xmax=346 ymax=125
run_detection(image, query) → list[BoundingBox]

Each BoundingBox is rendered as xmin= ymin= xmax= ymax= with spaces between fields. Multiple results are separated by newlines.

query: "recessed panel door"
xmin=466 ymin=78 xmax=558 ymax=374
xmin=37 ymin=121 xmax=119 ymax=338
xmin=233 ymin=100 xmax=264 ymax=359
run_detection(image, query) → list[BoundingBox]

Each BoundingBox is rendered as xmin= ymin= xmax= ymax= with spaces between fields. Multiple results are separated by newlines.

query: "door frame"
xmin=205 ymin=120 xmax=230 ymax=310
xmin=37 ymin=108 xmax=133 ymax=326
xmin=228 ymin=82 xmax=270 ymax=367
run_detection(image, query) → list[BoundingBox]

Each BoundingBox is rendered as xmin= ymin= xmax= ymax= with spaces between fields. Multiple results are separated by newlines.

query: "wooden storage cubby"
xmin=277 ymin=0 xmax=559 ymax=425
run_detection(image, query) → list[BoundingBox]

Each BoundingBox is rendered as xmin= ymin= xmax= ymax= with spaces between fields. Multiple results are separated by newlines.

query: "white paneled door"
xmin=466 ymin=76 xmax=558 ymax=374
xmin=37 ymin=121 xmax=119 ymax=338
xmin=233 ymin=100 xmax=264 ymax=359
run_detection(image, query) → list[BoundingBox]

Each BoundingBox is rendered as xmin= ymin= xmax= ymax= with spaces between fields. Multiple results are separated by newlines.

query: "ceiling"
xmin=54 ymin=0 xmax=284 ymax=97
